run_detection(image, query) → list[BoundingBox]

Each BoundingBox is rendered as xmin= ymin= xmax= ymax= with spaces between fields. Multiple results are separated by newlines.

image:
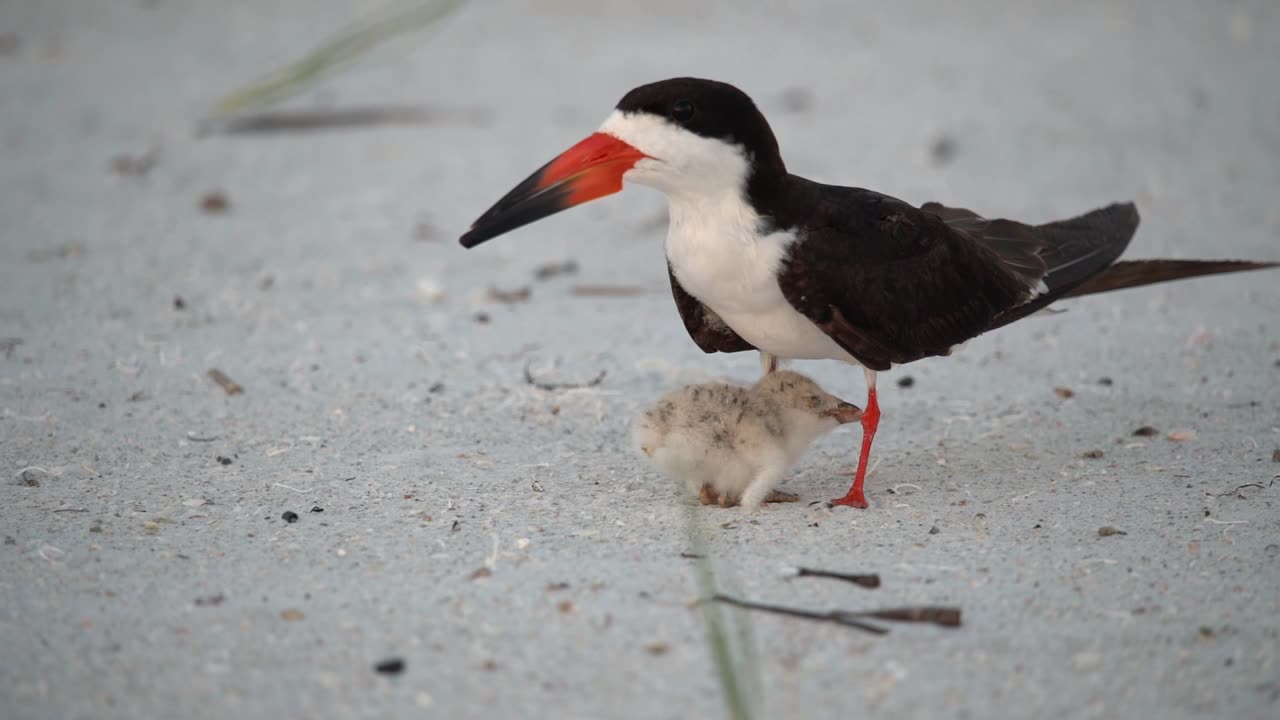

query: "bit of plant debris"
xmin=482 ymin=659 xmax=498 ymax=672
xmin=856 ymin=606 xmax=963 ymax=627
xmin=472 ymin=312 xmax=491 ymax=324
xmin=1133 ymin=426 xmax=1159 ymax=437
xmin=896 ymin=375 xmax=915 ymax=388
xmin=1167 ymin=429 xmax=1197 ymax=442
xmin=1053 ymin=387 xmax=1075 ymax=399
xmin=1215 ymin=481 xmax=1274 ymax=498
xmin=194 ymin=594 xmax=225 ymax=607
xmin=428 ymin=382 xmax=445 ymax=394
xmin=928 ymin=525 xmax=941 ymax=535
xmin=0 ymin=337 xmax=22 ymax=360
xmin=645 ymin=641 xmax=670 ymax=656
xmin=200 ymin=191 xmax=229 ymax=214
xmin=523 ymin=362 xmax=607 ymax=391
xmin=487 ymin=285 xmax=531 ymax=304
xmin=787 ymin=567 xmax=881 ymax=589
xmin=533 ymin=260 xmax=579 ymax=281
xmin=207 ymin=368 xmax=243 ymax=396
xmin=1272 ymin=449 xmax=1280 ymax=463
xmin=557 ymin=600 xmax=574 ymax=614
xmin=173 ymin=296 xmax=186 ymax=310
xmin=310 ymin=506 xmax=324 ymax=513
xmin=374 ymin=657 xmax=406 ymax=676
xmin=1098 ymin=526 xmax=1127 ymax=537
xmin=929 ymin=134 xmax=957 ymax=166
xmin=280 ymin=608 xmax=304 ymax=621
xmin=1083 ymin=449 xmax=1105 ymax=459
xmin=569 ymin=284 xmax=647 ymax=298
xmin=207 ymin=106 xmax=464 ymax=135
xmin=216 ymin=456 xmax=233 ymax=466
xmin=18 ymin=468 xmax=43 ymax=487
xmin=281 ymin=511 xmax=299 ymax=523
xmin=710 ymin=594 xmax=887 ymax=634
xmin=109 ymin=149 xmax=159 ymax=178
xmin=469 ymin=567 xmax=492 ymax=580
xmin=680 ymin=552 xmax=706 ymax=560
xmin=1097 ymin=377 xmax=1114 ymax=386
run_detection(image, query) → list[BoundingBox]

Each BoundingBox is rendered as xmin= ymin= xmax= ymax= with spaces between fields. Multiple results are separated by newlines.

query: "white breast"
xmin=664 ymin=193 xmax=858 ymax=364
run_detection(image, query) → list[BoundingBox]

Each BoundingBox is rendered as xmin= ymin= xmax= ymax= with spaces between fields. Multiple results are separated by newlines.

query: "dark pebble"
xmin=1132 ymin=426 xmax=1159 ymax=437
xmin=1272 ymin=449 xmax=1280 ymax=463
xmin=374 ymin=658 xmax=406 ymax=675
xmin=173 ymin=296 xmax=186 ymax=310
xmin=217 ymin=456 xmax=232 ymax=466
xmin=1083 ymin=449 xmax=1104 ymax=459
xmin=282 ymin=511 xmax=299 ymax=523
xmin=928 ymin=525 xmax=940 ymax=535
xmin=897 ymin=376 xmax=915 ymax=388
xmin=1097 ymin=377 xmax=1113 ymax=386
xmin=1098 ymin=526 xmax=1127 ymax=537
xmin=473 ymin=312 xmax=491 ymax=324
xmin=310 ymin=506 xmax=324 ymax=513
xmin=200 ymin=191 xmax=229 ymax=213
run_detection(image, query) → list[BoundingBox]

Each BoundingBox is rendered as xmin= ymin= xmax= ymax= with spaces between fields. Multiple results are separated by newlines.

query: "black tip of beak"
xmin=459 ymin=161 xmax=565 ymax=249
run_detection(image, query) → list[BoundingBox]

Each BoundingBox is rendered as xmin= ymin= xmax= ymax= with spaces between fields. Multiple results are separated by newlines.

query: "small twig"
xmin=569 ymin=284 xmax=648 ymax=298
xmin=522 ymin=362 xmax=607 ymax=391
xmin=787 ymin=566 xmax=881 ymax=589
xmin=207 ymin=368 xmax=243 ymax=396
xmin=272 ymin=483 xmax=313 ymax=494
xmin=1215 ymin=482 xmax=1267 ymax=497
xmin=52 ymin=508 xmax=89 ymax=513
xmin=680 ymin=552 xmax=706 ymax=560
xmin=840 ymin=606 xmax=962 ymax=628
xmin=709 ymin=594 xmax=889 ymax=635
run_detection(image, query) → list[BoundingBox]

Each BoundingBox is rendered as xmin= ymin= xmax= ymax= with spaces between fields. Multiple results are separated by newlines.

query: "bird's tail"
xmin=1063 ymin=259 xmax=1279 ymax=298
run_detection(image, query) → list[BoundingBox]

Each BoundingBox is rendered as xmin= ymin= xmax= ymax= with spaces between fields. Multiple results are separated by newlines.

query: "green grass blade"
xmin=210 ymin=0 xmax=467 ymax=118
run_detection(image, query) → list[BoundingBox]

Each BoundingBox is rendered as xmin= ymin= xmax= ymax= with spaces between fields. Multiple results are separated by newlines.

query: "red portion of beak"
xmin=460 ymin=133 xmax=648 ymax=248
xmin=538 ymin=133 xmax=648 ymax=207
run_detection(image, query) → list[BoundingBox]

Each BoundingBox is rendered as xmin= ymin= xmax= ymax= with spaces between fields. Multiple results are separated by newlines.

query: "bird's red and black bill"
xmin=459 ymin=133 xmax=648 ymax=248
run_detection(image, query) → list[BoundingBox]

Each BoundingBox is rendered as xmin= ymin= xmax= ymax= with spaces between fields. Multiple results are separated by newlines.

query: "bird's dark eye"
xmin=671 ymin=99 xmax=695 ymax=122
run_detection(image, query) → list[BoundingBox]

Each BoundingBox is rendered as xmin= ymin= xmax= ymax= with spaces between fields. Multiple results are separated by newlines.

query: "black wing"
xmin=667 ymin=264 xmax=757 ymax=354
xmin=772 ymin=180 xmax=1139 ymax=370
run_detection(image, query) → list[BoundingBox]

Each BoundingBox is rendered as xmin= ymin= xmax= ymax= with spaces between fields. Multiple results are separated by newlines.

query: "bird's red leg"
xmin=832 ymin=369 xmax=878 ymax=509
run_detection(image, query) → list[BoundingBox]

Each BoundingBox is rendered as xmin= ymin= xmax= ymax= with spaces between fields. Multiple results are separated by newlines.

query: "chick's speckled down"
xmin=632 ymin=370 xmax=860 ymax=510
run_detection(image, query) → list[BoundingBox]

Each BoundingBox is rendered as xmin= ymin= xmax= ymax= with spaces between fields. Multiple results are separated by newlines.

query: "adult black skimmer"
xmin=459 ymin=77 xmax=1277 ymax=509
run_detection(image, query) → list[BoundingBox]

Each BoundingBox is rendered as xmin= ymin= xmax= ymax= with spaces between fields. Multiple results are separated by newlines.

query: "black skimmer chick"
xmin=633 ymin=370 xmax=862 ymax=510
xmin=459 ymin=77 xmax=1278 ymax=509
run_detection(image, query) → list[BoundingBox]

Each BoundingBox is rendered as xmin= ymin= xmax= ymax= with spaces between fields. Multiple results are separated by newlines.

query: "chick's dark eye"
xmin=671 ymin=99 xmax=695 ymax=122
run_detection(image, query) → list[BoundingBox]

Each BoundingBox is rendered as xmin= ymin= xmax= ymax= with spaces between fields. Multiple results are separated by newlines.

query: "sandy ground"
xmin=2 ymin=1 xmax=1279 ymax=718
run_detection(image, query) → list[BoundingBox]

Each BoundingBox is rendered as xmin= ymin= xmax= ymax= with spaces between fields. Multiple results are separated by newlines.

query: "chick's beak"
xmin=830 ymin=401 xmax=863 ymax=424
